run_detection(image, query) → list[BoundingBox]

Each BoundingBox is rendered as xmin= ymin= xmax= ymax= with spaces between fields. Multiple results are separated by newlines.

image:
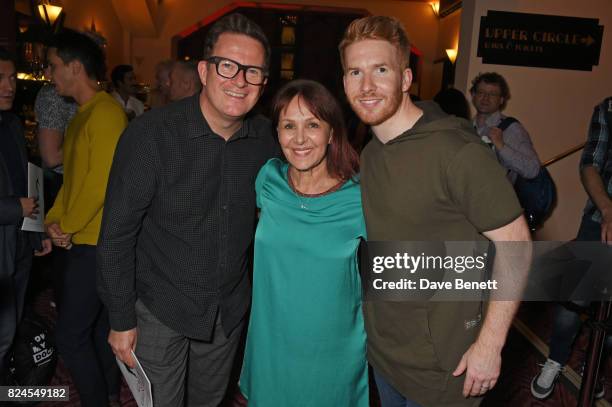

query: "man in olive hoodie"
xmin=340 ymin=16 xmax=531 ymax=406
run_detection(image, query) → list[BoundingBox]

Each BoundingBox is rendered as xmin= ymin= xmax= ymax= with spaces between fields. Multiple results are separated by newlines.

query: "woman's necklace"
xmin=287 ymin=170 xmax=344 ymax=210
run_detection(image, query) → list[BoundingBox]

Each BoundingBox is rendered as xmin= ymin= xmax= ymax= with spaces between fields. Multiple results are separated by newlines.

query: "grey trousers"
xmin=134 ymin=300 xmax=243 ymax=407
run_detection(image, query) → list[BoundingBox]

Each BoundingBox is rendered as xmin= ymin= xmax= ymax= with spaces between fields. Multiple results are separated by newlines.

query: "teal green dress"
xmin=240 ymin=158 xmax=368 ymax=407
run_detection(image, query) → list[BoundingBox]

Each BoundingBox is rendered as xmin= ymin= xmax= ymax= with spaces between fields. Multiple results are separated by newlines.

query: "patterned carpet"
xmin=18 ymin=263 xmax=610 ymax=407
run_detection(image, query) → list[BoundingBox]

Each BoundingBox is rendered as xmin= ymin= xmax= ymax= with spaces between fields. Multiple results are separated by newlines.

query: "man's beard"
xmin=351 ymin=89 xmax=403 ymax=126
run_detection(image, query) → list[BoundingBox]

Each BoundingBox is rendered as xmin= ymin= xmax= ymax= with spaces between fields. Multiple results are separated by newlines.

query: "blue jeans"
xmin=374 ymin=369 xmax=423 ymax=407
xmin=549 ymin=215 xmax=612 ymax=366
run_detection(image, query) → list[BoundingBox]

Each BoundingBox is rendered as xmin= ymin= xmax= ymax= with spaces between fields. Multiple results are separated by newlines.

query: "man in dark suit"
xmin=0 ymin=47 xmax=51 ymax=382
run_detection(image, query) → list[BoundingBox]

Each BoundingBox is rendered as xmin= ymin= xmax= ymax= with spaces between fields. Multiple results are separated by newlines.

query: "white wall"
xmin=456 ymin=0 xmax=612 ymax=240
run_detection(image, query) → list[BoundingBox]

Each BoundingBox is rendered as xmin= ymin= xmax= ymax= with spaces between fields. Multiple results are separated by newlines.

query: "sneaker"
xmin=595 ymin=377 xmax=605 ymax=399
xmin=579 ymin=361 xmax=605 ymax=399
xmin=531 ymin=358 xmax=563 ymax=399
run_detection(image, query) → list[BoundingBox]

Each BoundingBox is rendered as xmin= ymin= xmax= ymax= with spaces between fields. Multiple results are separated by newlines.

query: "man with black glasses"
xmin=97 ymin=13 xmax=277 ymax=406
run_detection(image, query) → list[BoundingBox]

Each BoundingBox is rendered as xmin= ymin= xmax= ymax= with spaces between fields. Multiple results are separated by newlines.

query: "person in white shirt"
xmin=110 ymin=64 xmax=144 ymax=120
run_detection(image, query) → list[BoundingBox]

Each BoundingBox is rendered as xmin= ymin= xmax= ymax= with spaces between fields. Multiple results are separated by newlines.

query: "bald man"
xmin=168 ymin=60 xmax=202 ymax=102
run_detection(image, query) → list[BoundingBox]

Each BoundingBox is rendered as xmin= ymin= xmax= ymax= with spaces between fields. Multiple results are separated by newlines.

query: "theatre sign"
xmin=477 ymin=11 xmax=603 ymax=71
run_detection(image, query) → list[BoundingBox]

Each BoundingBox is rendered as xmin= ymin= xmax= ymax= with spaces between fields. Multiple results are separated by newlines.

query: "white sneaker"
xmin=579 ymin=361 xmax=605 ymax=399
xmin=531 ymin=358 xmax=563 ymax=399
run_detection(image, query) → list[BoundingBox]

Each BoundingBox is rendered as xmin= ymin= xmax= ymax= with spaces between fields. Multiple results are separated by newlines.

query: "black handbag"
xmin=497 ymin=117 xmax=556 ymax=230
xmin=8 ymin=312 xmax=57 ymax=393
xmin=514 ymin=167 xmax=556 ymax=230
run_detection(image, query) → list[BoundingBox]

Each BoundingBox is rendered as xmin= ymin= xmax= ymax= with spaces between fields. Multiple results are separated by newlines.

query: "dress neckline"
xmin=286 ymin=166 xmax=345 ymax=198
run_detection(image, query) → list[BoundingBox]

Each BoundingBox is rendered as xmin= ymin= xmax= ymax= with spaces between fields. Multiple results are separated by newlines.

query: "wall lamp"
xmin=445 ymin=48 xmax=458 ymax=64
xmin=38 ymin=0 xmax=63 ymax=26
xmin=430 ymin=1 xmax=440 ymax=18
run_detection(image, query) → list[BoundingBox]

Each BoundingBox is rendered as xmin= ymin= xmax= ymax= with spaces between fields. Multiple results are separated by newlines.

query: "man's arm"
xmin=453 ymin=214 xmax=531 ymax=397
xmin=580 ymin=99 xmax=611 ymax=244
xmin=0 ymin=195 xmax=39 ymax=224
xmin=97 ymin=118 xmax=159 ymax=368
xmin=581 ymin=166 xmax=612 ymax=243
xmin=38 ymin=127 xmax=63 ymax=169
xmin=34 ymin=85 xmax=75 ymax=169
xmin=0 ymin=197 xmax=26 ymax=224
xmin=489 ymin=122 xmax=540 ymax=179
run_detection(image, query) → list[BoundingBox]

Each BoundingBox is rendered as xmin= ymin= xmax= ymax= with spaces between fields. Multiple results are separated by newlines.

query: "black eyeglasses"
xmin=206 ymin=56 xmax=267 ymax=86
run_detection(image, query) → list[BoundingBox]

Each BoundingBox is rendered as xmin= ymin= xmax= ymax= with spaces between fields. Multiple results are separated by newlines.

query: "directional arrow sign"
xmin=477 ymin=11 xmax=603 ymax=71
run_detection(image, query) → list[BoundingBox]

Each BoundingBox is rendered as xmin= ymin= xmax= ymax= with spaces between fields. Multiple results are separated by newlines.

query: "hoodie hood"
xmin=387 ymin=100 xmax=477 ymax=144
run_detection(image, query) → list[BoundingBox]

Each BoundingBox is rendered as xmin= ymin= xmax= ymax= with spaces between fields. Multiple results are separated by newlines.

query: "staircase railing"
xmin=542 ymin=142 xmax=586 ymax=167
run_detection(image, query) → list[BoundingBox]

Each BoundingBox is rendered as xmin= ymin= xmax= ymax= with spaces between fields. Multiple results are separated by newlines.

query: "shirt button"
xmin=222 ymin=205 xmax=227 ymax=210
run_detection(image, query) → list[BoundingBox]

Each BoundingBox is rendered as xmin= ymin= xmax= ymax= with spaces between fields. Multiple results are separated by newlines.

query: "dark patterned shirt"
xmin=34 ymin=84 xmax=77 ymax=132
xmin=580 ymin=97 xmax=612 ymax=223
xmin=97 ymin=94 xmax=278 ymax=340
xmin=34 ymin=85 xmax=77 ymax=174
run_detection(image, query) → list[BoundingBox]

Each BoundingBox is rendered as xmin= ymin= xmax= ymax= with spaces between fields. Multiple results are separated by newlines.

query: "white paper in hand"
xmin=117 ymin=351 xmax=153 ymax=407
xmin=21 ymin=162 xmax=44 ymax=232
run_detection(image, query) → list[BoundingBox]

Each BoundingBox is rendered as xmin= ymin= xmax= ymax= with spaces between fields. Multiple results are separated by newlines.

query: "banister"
xmin=542 ymin=142 xmax=586 ymax=167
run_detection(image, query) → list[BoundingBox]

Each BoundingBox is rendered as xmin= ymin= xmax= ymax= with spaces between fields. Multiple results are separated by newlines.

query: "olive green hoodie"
xmin=361 ymin=101 xmax=522 ymax=406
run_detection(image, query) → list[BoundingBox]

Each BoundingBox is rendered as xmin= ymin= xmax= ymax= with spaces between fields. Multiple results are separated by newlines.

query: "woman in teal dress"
xmin=240 ymin=79 xmax=368 ymax=406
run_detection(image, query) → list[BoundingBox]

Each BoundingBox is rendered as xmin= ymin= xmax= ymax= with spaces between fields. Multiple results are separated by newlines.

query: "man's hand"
xmin=46 ymin=223 xmax=63 ymax=239
xmin=20 ymin=197 xmax=38 ymax=219
xmin=600 ymin=206 xmax=612 ymax=245
xmin=45 ymin=223 xmax=72 ymax=248
xmin=34 ymin=238 xmax=52 ymax=256
xmin=488 ymin=127 xmax=505 ymax=150
xmin=452 ymin=340 xmax=501 ymax=397
xmin=108 ymin=328 xmax=138 ymax=368
xmin=60 ymin=233 xmax=73 ymax=250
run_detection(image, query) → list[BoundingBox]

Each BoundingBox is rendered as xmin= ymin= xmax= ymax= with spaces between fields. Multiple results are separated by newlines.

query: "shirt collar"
xmin=473 ymin=110 xmax=503 ymax=129
xmin=484 ymin=110 xmax=503 ymax=127
xmin=112 ymin=90 xmax=139 ymax=107
xmin=111 ymin=90 xmax=126 ymax=106
xmin=184 ymin=93 xmax=258 ymax=140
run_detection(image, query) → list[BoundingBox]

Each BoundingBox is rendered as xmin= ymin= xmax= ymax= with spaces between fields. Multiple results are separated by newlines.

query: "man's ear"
xmin=70 ymin=60 xmax=82 ymax=77
xmin=256 ymin=76 xmax=268 ymax=97
xmin=197 ymin=61 xmax=208 ymax=87
xmin=401 ymin=68 xmax=413 ymax=93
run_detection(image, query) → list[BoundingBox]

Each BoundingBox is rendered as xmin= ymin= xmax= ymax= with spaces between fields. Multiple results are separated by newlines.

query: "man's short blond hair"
xmin=339 ymin=16 xmax=411 ymax=71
